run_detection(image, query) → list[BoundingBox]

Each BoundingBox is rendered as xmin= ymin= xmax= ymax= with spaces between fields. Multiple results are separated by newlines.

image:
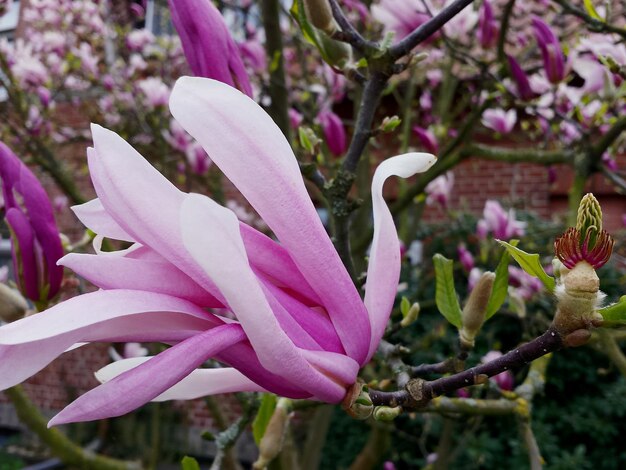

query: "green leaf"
xmin=252 ymin=394 xmax=277 ymax=445
xmin=400 ymin=296 xmax=411 ymax=318
xmin=433 ymin=254 xmax=463 ymax=328
xmin=598 ymin=296 xmax=626 ymax=323
xmin=497 ymin=240 xmax=556 ymax=293
xmin=485 ymin=246 xmax=512 ymax=319
xmin=181 ymin=456 xmax=201 ymax=470
xmin=583 ymin=0 xmax=603 ymax=21
xmin=290 ymin=0 xmax=329 ymax=62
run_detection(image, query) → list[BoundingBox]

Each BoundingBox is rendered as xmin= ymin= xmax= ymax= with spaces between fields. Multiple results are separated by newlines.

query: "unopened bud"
xmin=400 ymin=302 xmax=420 ymax=328
xmin=0 ymin=283 xmax=29 ymax=323
xmin=304 ymin=0 xmax=338 ymax=35
xmin=373 ymin=406 xmax=402 ymax=421
xmin=253 ymin=398 xmax=291 ymax=469
xmin=381 ymin=116 xmax=402 ymax=133
xmin=460 ymin=272 xmax=495 ymax=348
xmin=342 ymin=381 xmax=373 ymax=420
xmin=319 ymin=33 xmax=353 ymax=68
xmin=576 ymin=193 xmax=603 ymax=249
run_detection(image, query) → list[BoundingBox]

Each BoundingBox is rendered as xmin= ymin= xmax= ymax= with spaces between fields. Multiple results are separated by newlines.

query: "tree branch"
xmin=550 ymin=0 xmax=626 ymax=39
xmin=389 ymin=0 xmax=477 ymax=59
xmin=462 ymin=144 xmax=572 ymax=164
xmin=328 ymin=0 xmax=377 ymax=54
xmin=369 ymin=327 xmax=562 ymax=409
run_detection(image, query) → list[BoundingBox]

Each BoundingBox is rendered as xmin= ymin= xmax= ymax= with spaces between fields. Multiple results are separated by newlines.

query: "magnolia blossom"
xmin=413 ymin=126 xmax=438 ymax=154
xmin=0 ymin=142 xmax=64 ymax=303
xmin=482 ymin=351 xmax=514 ymax=390
xmin=371 ymin=0 xmax=430 ymax=39
xmin=457 ymin=244 xmax=474 ymax=272
xmin=137 ymin=77 xmax=171 ymax=109
xmin=532 ymin=16 xmax=565 ymax=84
xmin=481 ymin=108 xmax=516 ymax=134
xmin=169 ymin=0 xmax=252 ymax=96
xmin=478 ymin=0 xmax=498 ymax=48
xmin=318 ymin=109 xmax=347 ymax=156
xmin=477 ymin=200 xmax=526 ymax=240
xmin=425 ymin=172 xmax=453 ymax=208
xmin=0 ymin=78 xmax=436 ymax=425
xmin=508 ymin=266 xmax=543 ymax=300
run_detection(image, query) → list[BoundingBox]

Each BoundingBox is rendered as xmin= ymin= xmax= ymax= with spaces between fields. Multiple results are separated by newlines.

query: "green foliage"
xmin=598 ymin=296 xmax=626 ymax=324
xmin=497 ymin=240 xmax=556 ymax=292
xmin=433 ymin=254 xmax=463 ymax=328
xmin=252 ymin=394 xmax=278 ymax=445
xmin=485 ymin=247 xmax=511 ymax=319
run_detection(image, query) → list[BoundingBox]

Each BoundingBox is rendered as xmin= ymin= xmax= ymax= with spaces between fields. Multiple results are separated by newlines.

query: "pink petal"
xmin=365 ymin=153 xmax=437 ymax=361
xmin=180 ymin=193 xmax=348 ymax=402
xmin=86 ymin=130 xmax=226 ymax=304
xmin=71 ymin=198 xmax=134 ymax=242
xmin=170 ymin=77 xmax=370 ymax=363
xmin=96 ymin=360 xmax=265 ymax=401
xmin=59 ymin=253 xmax=223 ymax=307
xmin=0 ymin=290 xmax=219 ymax=390
xmin=49 ymin=324 xmax=246 ymax=425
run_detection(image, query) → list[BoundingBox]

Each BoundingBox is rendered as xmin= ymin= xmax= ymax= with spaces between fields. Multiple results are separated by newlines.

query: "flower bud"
xmin=342 ymin=381 xmax=373 ymax=420
xmin=400 ymin=302 xmax=420 ymax=328
xmin=460 ymin=272 xmax=495 ymax=348
xmin=304 ymin=0 xmax=338 ymax=35
xmin=373 ymin=405 xmax=402 ymax=421
xmin=0 ymin=283 xmax=29 ymax=323
xmin=253 ymin=398 xmax=291 ymax=469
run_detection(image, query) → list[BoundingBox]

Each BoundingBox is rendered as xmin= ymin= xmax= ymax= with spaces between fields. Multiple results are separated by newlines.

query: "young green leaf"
xmin=485 ymin=246 xmax=512 ymax=319
xmin=497 ymin=240 xmax=555 ymax=292
xmin=252 ymin=393 xmax=278 ymax=445
xmin=433 ymin=254 xmax=463 ymax=328
xmin=181 ymin=456 xmax=201 ymax=470
xmin=598 ymin=296 xmax=626 ymax=324
xmin=400 ymin=296 xmax=411 ymax=318
xmin=583 ymin=0 xmax=603 ymax=21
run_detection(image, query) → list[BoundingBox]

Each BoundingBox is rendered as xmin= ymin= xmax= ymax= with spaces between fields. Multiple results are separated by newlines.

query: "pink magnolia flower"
xmin=532 ymin=16 xmax=565 ymax=84
xmin=413 ymin=126 xmax=438 ymax=154
xmin=457 ymin=244 xmax=474 ymax=272
xmin=169 ymin=0 xmax=253 ymax=97
xmin=478 ymin=0 xmax=498 ymax=48
xmin=0 ymin=142 xmax=64 ymax=304
xmin=481 ymin=108 xmax=516 ymax=134
xmin=371 ymin=0 xmax=430 ymax=40
xmin=0 ymin=78 xmax=436 ymax=425
xmin=425 ymin=172 xmax=453 ymax=208
xmin=482 ymin=351 xmax=514 ymax=390
xmin=137 ymin=77 xmax=171 ymax=109
xmin=477 ymin=200 xmax=526 ymax=240
xmin=318 ymin=109 xmax=347 ymax=156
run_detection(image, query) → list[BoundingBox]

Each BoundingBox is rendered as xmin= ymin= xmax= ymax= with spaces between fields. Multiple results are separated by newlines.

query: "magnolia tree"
xmin=0 ymin=0 xmax=625 ymax=468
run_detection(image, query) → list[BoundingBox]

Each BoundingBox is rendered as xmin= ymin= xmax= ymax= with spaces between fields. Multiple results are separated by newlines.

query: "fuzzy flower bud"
xmin=0 ymin=283 xmax=29 ymax=323
xmin=373 ymin=405 xmax=402 ymax=421
xmin=253 ymin=398 xmax=291 ymax=469
xmin=460 ymin=271 xmax=495 ymax=348
xmin=400 ymin=302 xmax=420 ymax=328
xmin=304 ymin=0 xmax=338 ymax=34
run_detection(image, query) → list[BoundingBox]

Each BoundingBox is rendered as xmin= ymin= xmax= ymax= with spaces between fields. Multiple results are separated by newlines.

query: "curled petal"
xmin=365 ymin=153 xmax=437 ymax=361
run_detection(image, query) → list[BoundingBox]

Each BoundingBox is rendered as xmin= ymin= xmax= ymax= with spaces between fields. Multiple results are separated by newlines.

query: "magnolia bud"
xmin=253 ymin=398 xmax=291 ymax=469
xmin=0 ymin=283 xmax=29 ymax=323
xmin=373 ymin=406 xmax=402 ymax=421
xmin=400 ymin=302 xmax=420 ymax=328
xmin=342 ymin=381 xmax=373 ymax=420
xmin=460 ymin=272 xmax=495 ymax=348
xmin=304 ymin=0 xmax=338 ymax=35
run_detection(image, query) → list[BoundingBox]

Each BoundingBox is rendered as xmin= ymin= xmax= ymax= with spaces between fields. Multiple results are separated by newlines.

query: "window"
xmin=0 ymin=1 xmax=20 ymax=40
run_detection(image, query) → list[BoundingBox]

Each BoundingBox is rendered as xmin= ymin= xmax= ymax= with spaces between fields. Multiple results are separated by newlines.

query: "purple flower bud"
xmin=169 ymin=0 xmax=253 ymax=97
xmin=413 ymin=126 xmax=438 ymax=154
xmin=289 ymin=108 xmax=303 ymax=130
xmin=507 ymin=55 xmax=535 ymax=101
xmin=0 ymin=142 xmax=64 ymax=303
xmin=318 ymin=109 xmax=347 ymax=156
xmin=532 ymin=17 xmax=565 ymax=84
xmin=457 ymin=244 xmax=475 ymax=272
xmin=478 ymin=0 xmax=498 ymax=48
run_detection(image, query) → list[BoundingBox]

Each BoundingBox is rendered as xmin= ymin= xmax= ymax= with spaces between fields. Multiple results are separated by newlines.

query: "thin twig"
xmin=389 ymin=0 xmax=477 ymax=59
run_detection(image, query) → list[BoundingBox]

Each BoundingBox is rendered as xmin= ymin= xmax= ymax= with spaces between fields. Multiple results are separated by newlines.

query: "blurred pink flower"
xmin=425 ymin=172 xmax=454 ymax=208
xmin=481 ymin=108 xmax=516 ymax=134
xmin=477 ymin=200 xmax=526 ymax=240
xmin=482 ymin=351 xmax=514 ymax=390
